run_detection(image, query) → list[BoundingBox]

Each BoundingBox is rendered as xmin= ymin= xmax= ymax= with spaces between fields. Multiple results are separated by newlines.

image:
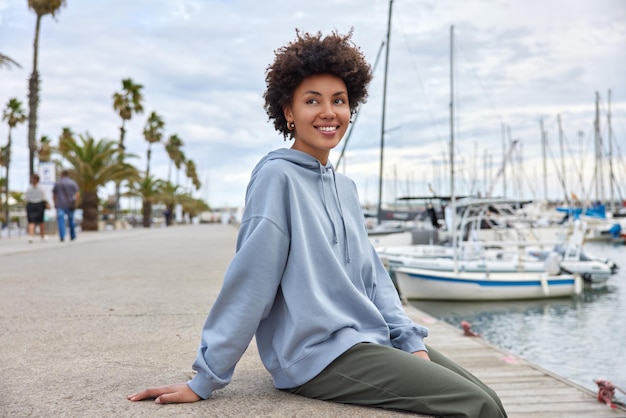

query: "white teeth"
xmin=319 ymin=126 xmax=337 ymax=132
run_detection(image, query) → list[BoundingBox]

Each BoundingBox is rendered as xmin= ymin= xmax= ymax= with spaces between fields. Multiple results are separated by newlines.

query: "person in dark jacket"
xmin=52 ymin=169 xmax=79 ymax=242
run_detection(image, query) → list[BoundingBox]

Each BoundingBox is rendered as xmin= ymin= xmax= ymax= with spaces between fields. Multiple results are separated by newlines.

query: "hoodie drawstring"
xmin=319 ymin=165 xmax=339 ymax=245
xmin=331 ymin=168 xmax=352 ymax=263
xmin=319 ymin=164 xmax=351 ymax=263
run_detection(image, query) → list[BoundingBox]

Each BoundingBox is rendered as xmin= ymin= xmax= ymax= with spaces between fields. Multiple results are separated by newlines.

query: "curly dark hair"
xmin=264 ymin=29 xmax=373 ymax=139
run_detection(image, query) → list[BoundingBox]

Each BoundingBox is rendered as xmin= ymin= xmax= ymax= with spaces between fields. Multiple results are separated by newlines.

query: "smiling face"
xmin=283 ymin=73 xmax=351 ymax=165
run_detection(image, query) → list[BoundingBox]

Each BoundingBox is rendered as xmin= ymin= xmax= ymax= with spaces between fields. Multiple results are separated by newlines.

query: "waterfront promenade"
xmin=1 ymin=224 xmax=624 ymax=417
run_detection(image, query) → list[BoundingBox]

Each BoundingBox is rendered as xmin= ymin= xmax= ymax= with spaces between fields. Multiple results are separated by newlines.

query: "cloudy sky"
xmin=1 ymin=0 xmax=625 ymax=209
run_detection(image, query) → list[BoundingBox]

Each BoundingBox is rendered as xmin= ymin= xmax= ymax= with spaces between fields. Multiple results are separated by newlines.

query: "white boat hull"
xmin=368 ymin=230 xmax=413 ymax=247
xmin=558 ymin=258 xmax=612 ymax=283
xmin=394 ymin=267 xmax=582 ymax=301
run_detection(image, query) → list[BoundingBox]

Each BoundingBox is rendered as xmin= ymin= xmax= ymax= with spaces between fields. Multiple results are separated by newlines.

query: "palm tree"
xmin=175 ymin=149 xmax=187 ymax=186
xmin=127 ymin=175 xmax=164 ymax=228
xmin=2 ymin=98 xmax=27 ymax=234
xmin=185 ymin=159 xmax=201 ymax=190
xmin=112 ymin=78 xmax=144 ymax=220
xmin=178 ymin=192 xmax=210 ymax=222
xmin=27 ymin=0 xmax=67 ymax=178
xmin=112 ymin=78 xmax=144 ymax=152
xmin=142 ymin=111 xmax=165 ymax=177
xmin=58 ymin=126 xmax=75 ymax=155
xmin=38 ymin=135 xmax=52 ymax=162
xmin=164 ymin=134 xmax=184 ymax=183
xmin=0 ymin=53 xmax=21 ymax=69
xmin=0 ymin=148 xmax=7 ymax=168
xmin=57 ymin=133 xmax=139 ymax=231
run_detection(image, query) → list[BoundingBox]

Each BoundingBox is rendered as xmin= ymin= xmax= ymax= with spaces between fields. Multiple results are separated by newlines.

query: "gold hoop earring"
xmin=288 ymin=121 xmax=295 ymax=131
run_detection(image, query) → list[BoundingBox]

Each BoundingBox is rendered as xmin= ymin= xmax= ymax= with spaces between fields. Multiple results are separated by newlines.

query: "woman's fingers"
xmin=155 ymin=388 xmax=201 ymax=404
xmin=128 ymin=383 xmax=200 ymax=403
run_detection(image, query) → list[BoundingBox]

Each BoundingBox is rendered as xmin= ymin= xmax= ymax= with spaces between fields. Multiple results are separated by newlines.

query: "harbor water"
xmin=410 ymin=241 xmax=626 ymax=403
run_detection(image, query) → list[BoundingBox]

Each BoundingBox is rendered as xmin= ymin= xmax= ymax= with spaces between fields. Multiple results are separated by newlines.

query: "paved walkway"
xmin=1 ymin=225 xmax=624 ymax=417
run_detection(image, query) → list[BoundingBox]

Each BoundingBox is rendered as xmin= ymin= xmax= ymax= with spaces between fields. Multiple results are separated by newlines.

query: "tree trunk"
xmin=3 ymin=129 xmax=12 ymax=235
xmin=82 ymin=190 xmax=99 ymax=231
xmin=146 ymin=144 xmax=151 ymax=177
xmin=27 ymin=15 xmax=42 ymax=179
xmin=142 ymin=199 xmax=151 ymax=228
xmin=114 ymin=123 xmax=126 ymax=223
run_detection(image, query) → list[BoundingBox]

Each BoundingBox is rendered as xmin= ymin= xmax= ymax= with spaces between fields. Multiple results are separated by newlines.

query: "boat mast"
xmin=501 ymin=123 xmax=506 ymax=198
xmin=608 ymin=89 xmax=615 ymax=213
xmin=450 ymin=25 xmax=457 ymax=270
xmin=540 ymin=118 xmax=548 ymax=201
xmin=594 ymin=91 xmax=602 ymax=202
xmin=558 ymin=114 xmax=566 ymax=197
xmin=377 ymin=0 xmax=393 ymax=222
xmin=450 ymin=25 xmax=455 ymax=204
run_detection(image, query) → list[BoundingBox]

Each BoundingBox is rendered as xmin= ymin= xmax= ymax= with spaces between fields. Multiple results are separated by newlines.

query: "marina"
xmin=374 ymin=199 xmax=626 ymax=410
xmin=411 ymin=240 xmax=626 ymax=410
xmin=375 ymin=199 xmax=620 ymax=301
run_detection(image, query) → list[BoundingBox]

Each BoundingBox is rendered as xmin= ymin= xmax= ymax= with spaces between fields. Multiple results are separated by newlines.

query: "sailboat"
xmin=365 ymin=0 xmax=441 ymax=247
xmin=378 ymin=27 xmax=582 ymax=301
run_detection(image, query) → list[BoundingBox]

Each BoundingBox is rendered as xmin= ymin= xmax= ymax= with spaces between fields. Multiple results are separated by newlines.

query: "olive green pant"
xmin=286 ymin=343 xmax=507 ymax=418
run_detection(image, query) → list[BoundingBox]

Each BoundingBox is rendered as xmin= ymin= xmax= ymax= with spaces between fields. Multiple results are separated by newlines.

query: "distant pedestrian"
xmin=25 ymin=174 xmax=47 ymax=243
xmin=52 ymin=169 xmax=79 ymax=242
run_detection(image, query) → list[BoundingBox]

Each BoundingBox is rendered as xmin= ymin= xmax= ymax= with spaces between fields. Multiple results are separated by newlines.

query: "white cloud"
xmin=1 ymin=0 xmax=625 ymax=208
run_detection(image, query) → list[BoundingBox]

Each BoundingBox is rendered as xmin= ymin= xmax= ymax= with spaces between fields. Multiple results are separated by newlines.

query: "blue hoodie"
xmin=188 ymin=148 xmax=428 ymax=399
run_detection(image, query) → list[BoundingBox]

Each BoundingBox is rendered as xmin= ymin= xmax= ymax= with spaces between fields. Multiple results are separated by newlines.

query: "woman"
xmin=25 ymin=174 xmax=47 ymax=242
xmin=128 ymin=30 xmax=507 ymax=417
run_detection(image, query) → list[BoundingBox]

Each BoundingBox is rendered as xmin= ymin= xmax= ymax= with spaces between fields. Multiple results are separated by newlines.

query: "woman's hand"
xmin=412 ymin=350 xmax=431 ymax=361
xmin=128 ymin=382 xmax=201 ymax=404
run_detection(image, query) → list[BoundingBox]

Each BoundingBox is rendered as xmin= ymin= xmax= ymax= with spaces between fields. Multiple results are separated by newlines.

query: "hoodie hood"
xmin=250 ymin=148 xmax=328 ymax=177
